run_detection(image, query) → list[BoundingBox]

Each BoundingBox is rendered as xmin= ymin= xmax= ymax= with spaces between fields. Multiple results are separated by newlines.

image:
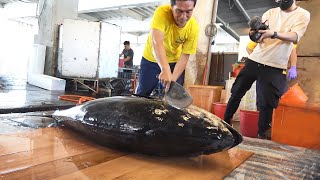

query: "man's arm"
xmin=246 ymin=40 xmax=257 ymax=55
xmin=172 ymin=54 xmax=189 ymax=82
xmin=257 ymin=30 xmax=298 ymax=44
xmin=287 ymin=47 xmax=298 ymax=81
xmin=246 ymin=47 xmax=253 ymax=55
xmin=123 ymin=50 xmax=133 ymax=62
xmin=123 ymin=56 xmax=131 ymax=62
xmin=289 ymin=47 xmax=297 ymax=67
xmin=151 ymin=29 xmax=172 ymax=90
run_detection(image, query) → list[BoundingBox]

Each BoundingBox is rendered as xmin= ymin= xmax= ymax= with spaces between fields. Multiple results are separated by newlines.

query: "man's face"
xmin=275 ymin=0 xmax=295 ymax=11
xmin=171 ymin=1 xmax=195 ymax=28
xmin=124 ymin=44 xmax=130 ymax=50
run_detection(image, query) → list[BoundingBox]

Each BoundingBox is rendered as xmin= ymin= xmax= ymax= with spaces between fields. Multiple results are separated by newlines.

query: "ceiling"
xmin=77 ymin=0 xmax=279 ymax=41
xmin=217 ymin=0 xmax=278 ymax=41
xmin=0 ymin=0 xmax=37 ymax=5
xmin=1 ymin=0 xmax=279 ymax=41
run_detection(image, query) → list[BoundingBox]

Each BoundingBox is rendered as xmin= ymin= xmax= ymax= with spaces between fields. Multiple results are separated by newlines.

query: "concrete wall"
xmin=288 ymin=0 xmax=320 ymax=103
xmin=296 ymin=0 xmax=320 ymax=56
xmin=289 ymin=57 xmax=320 ymax=104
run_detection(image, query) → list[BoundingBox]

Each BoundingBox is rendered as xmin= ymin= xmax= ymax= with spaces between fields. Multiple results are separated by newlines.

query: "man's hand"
xmin=288 ymin=66 xmax=297 ymax=81
xmin=158 ymin=67 xmax=172 ymax=92
xmin=257 ymin=29 xmax=274 ymax=42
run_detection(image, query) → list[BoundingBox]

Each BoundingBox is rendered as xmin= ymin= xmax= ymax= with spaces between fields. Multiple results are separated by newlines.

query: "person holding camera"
xmin=224 ymin=0 xmax=310 ymax=139
xmin=247 ymin=40 xmax=298 ymax=119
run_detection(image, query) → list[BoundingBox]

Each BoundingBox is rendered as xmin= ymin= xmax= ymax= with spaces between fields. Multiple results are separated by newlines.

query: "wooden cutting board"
xmin=0 ymin=127 xmax=252 ymax=180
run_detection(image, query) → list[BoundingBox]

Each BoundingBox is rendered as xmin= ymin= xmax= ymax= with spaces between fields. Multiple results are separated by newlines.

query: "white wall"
xmin=0 ymin=2 xmax=38 ymax=77
xmin=211 ymin=25 xmax=239 ymax=53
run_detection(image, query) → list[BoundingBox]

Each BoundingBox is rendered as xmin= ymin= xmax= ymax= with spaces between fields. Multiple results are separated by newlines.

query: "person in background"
xmin=119 ymin=41 xmax=134 ymax=79
xmin=224 ymin=0 xmax=310 ymax=140
xmin=247 ymin=40 xmax=298 ymax=125
xmin=136 ymin=0 xmax=199 ymax=96
xmin=119 ymin=41 xmax=134 ymax=68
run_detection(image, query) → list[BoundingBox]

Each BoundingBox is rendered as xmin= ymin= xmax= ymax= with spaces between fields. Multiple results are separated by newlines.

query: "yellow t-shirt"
xmin=143 ymin=5 xmax=199 ymax=63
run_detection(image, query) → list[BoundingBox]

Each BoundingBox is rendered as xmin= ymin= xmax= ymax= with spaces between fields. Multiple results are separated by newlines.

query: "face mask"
xmin=277 ymin=0 xmax=294 ymax=11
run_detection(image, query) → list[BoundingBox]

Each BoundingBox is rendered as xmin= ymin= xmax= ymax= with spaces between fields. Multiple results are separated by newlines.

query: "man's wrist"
xmin=161 ymin=65 xmax=171 ymax=72
xmin=271 ymin=31 xmax=278 ymax=39
xmin=290 ymin=66 xmax=296 ymax=69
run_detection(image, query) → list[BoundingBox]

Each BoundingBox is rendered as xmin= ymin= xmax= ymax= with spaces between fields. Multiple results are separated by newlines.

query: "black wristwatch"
xmin=271 ymin=31 xmax=278 ymax=39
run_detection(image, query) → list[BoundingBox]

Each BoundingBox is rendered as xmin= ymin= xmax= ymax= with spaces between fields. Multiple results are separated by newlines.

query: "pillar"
xmin=35 ymin=0 xmax=79 ymax=76
xmin=185 ymin=0 xmax=216 ymax=85
xmin=288 ymin=0 xmax=320 ymax=103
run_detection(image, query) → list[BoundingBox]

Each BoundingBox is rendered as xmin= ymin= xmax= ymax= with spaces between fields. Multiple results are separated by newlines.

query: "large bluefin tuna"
xmin=53 ymin=96 xmax=242 ymax=156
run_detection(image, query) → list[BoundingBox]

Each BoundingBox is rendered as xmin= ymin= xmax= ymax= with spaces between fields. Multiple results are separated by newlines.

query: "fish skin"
xmin=53 ymin=96 xmax=242 ymax=156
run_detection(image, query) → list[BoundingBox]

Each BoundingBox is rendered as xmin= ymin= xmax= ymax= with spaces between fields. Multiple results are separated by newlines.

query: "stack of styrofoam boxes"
xmin=225 ymin=77 xmax=257 ymax=121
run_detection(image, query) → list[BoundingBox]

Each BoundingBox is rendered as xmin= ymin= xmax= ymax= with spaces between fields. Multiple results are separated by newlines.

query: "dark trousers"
xmin=224 ymin=59 xmax=287 ymax=134
xmin=136 ymin=57 xmax=185 ymax=96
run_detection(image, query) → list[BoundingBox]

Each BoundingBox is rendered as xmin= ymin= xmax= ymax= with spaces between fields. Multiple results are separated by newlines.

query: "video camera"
xmin=248 ymin=16 xmax=269 ymax=42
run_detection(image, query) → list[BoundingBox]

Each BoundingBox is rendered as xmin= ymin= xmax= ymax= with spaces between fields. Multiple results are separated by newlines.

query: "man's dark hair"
xmin=170 ymin=0 xmax=197 ymax=7
xmin=123 ymin=41 xmax=130 ymax=45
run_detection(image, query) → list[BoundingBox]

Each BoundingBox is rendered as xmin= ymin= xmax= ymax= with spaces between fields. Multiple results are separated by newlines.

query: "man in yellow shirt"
xmin=136 ymin=0 xmax=199 ymax=96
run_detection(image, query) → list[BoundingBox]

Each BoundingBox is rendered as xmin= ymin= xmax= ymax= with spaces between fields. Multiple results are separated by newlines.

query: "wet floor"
xmin=0 ymin=76 xmax=77 ymax=114
xmin=0 ymin=111 xmax=55 ymax=134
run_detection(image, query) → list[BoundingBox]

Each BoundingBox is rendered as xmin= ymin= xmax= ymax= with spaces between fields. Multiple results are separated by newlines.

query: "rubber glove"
xmin=288 ymin=66 xmax=297 ymax=81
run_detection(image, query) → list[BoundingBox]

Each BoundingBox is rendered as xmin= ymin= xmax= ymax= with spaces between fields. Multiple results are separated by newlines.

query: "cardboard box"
xmin=186 ymin=85 xmax=223 ymax=112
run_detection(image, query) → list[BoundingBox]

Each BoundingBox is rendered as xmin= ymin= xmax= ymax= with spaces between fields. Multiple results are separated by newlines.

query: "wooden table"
xmin=0 ymin=128 xmax=252 ymax=180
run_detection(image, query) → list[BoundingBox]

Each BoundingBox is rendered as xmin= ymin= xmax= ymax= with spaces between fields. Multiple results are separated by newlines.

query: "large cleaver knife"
xmin=164 ymin=81 xmax=193 ymax=109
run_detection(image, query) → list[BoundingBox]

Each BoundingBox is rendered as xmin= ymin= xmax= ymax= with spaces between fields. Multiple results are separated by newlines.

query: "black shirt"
xmin=122 ymin=49 xmax=134 ymax=68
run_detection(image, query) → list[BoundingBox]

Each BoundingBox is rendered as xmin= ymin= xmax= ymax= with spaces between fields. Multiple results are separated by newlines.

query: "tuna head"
xmin=53 ymin=96 xmax=242 ymax=156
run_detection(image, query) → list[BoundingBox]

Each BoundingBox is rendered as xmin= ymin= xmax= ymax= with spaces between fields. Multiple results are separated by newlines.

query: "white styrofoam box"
xmin=27 ymin=73 xmax=66 ymax=91
xmin=98 ymin=22 xmax=121 ymax=78
xmin=225 ymin=78 xmax=257 ymax=111
xmin=238 ymin=36 xmax=251 ymax=61
xmin=232 ymin=101 xmax=244 ymax=122
xmin=60 ymin=19 xmax=100 ymax=78
xmin=28 ymin=44 xmax=46 ymax=74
